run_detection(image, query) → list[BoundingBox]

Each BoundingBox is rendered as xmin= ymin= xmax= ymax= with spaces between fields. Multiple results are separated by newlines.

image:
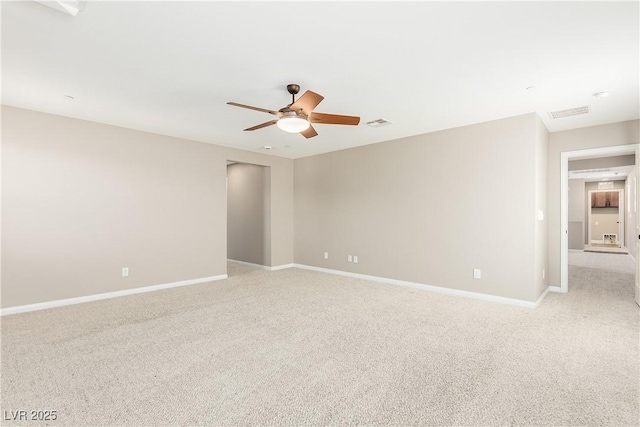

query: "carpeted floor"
xmin=1 ymin=255 xmax=638 ymax=426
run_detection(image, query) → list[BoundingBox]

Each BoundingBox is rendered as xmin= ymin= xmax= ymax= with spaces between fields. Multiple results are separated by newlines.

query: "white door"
xmin=629 ymin=148 xmax=640 ymax=305
xmin=618 ymin=189 xmax=624 ymax=248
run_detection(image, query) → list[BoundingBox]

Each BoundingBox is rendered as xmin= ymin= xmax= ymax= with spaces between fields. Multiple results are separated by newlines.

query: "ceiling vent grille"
xmin=572 ymin=168 xmax=611 ymax=174
xmin=366 ymin=118 xmax=392 ymax=127
xmin=548 ymin=105 xmax=590 ymax=120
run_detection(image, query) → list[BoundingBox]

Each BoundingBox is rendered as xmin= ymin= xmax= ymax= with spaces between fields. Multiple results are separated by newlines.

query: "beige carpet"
xmin=1 ymin=255 xmax=638 ymax=426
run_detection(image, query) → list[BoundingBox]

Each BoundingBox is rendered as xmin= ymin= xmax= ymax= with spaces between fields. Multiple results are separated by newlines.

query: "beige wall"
xmin=1 ymin=106 xmax=294 ymax=308
xmin=568 ymin=179 xmax=585 ymax=249
xmin=5 ymin=105 xmax=636 ymax=308
xmin=547 ymin=120 xmax=640 ymax=286
xmin=569 ymin=155 xmax=635 ymax=171
xmin=227 ymin=163 xmax=271 ymax=266
xmin=295 ymin=113 xmax=541 ymax=302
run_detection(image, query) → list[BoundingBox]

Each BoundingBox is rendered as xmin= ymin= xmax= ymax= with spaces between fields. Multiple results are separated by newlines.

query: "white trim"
xmin=548 ymin=285 xmax=566 ymax=293
xmin=227 ymin=259 xmax=294 ymax=271
xmin=269 ymin=263 xmax=295 ymax=271
xmin=561 ymin=151 xmax=569 ymax=292
xmin=227 ymin=259 xmax=270 ymax=270
xmin=535 ymin=287 xmax=550 ymax=306
xmin=292 ymin=264 xmax=545 ymax=308
xmin=561 ymin=144 xmax=639 ymax=292
xmin=0 ymin=274 xmax=228 ymax=316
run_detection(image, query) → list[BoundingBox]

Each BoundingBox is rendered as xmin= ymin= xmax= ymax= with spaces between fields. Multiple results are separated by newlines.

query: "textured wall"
xmin=1 ymin=106 xmax=294 ymax=307
xmin=295 ymin=114 xmax=540 ymax=301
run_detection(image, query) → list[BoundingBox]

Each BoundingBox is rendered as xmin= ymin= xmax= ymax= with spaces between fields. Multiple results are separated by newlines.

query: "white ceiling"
xmin=2 ymin=1 xmax=639 ymax=159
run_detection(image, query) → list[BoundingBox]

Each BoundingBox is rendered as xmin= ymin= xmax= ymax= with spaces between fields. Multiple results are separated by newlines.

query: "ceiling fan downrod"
xmin=286 ymin=83 xmax=300 ymax=105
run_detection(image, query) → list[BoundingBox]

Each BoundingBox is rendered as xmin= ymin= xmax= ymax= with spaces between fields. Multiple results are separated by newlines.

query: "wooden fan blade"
xmin=244 ymin=120 xmax=278 ymax=131
xmin=290 ymin=90 xmax=324 ymax=115
xmin=227 ymin=102 xmax=280 ymax=116
xmin=310 ymin=112 xmax=360 ymax=126
xmin=300 ymin=125 xmax=318 ymax=139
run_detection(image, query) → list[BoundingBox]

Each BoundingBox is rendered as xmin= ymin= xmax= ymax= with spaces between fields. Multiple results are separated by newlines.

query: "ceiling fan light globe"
xmin=277 ymin=116 xmax=310 ymax=133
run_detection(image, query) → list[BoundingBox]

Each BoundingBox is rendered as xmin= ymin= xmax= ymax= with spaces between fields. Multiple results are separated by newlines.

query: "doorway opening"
xmin=226 ymin=161 xmax=271 ymax=274
xmin=561 ymin=144 xmax=639 ymax=294
xmin=586 ymin=188 xmax=625 ymax=251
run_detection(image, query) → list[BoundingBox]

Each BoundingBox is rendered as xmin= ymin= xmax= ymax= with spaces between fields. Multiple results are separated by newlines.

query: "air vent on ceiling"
xmin=365 ymin=118 xmax=392 ymax=127
xmin=548 ymin=105 xmax=590 ymax=120
xmin=572 ymin=168 xmax=611 ymax=174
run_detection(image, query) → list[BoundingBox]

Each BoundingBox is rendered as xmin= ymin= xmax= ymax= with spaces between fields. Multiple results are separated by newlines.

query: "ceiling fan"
xmin=227 ymin=84 xmax=360 ymax=139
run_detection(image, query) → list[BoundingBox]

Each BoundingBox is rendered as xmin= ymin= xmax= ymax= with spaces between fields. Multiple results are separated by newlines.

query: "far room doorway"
xmin=226 ymin=162 xmax=271 ymax=274
xmin=561 ymin=144 xmax=640 ymax=306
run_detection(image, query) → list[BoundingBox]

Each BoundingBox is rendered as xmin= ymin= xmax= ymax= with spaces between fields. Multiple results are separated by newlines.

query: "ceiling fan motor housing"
xmin=279 ymin=108 xmax=307 ymax=119
xmin=286 ymin=84 xmax=300 ymax=95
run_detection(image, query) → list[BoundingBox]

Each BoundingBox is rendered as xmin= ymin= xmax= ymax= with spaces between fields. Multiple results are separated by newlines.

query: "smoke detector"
xmin=365 ymin=118 xmax=392 ymax=128
xmin=593 ymin=91 xmax=611 ymax=99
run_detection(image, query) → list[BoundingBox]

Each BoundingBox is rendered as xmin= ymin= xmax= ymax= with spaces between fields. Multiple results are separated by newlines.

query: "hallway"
xmin=568 ymin=250 xmax=636 ymax=306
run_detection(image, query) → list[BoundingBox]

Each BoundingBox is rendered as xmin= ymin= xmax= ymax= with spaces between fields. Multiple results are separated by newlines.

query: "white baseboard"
xmin=227 ymin=259 xmax=270 ymax=270
xmin=269 ymin=263 xmax=295 ymax=271
xmin=0 ymin=274 xmax=228 ymax=316
xmin=548 ymin=286 xmax=566 ymax=293
xmin=535 ymin=287 xmax=550 ymax=306
xmin=292 ymin=264 xmax=542 ymax=308
xmin=227 ymin=259 xmax=295 ymax=271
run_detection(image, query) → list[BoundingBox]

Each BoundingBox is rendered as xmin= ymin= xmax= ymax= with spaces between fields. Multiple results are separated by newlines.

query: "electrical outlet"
xmin=542 ymin=269 xmax=546 ymax=279
xmin=353 ymin=256 xmax=358 ymax=263
xmin=348 ymin=255 xmax=353 ymax=262
xmin=473 ymin=269 xmax=481 ymax=279
xmin=122 ymin=267 xmax=129 ymax=277
xmin=324 ymin=252 xmax=329 ymax=259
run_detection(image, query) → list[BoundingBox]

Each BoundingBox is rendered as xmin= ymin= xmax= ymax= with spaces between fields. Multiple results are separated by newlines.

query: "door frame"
xmin=560 ymin=144 xmax=639 ymax=292
xmin=635 ymin=146 xmax=640 ymax=306
xmin=587 ymin=189 xmax=624 ymax=246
